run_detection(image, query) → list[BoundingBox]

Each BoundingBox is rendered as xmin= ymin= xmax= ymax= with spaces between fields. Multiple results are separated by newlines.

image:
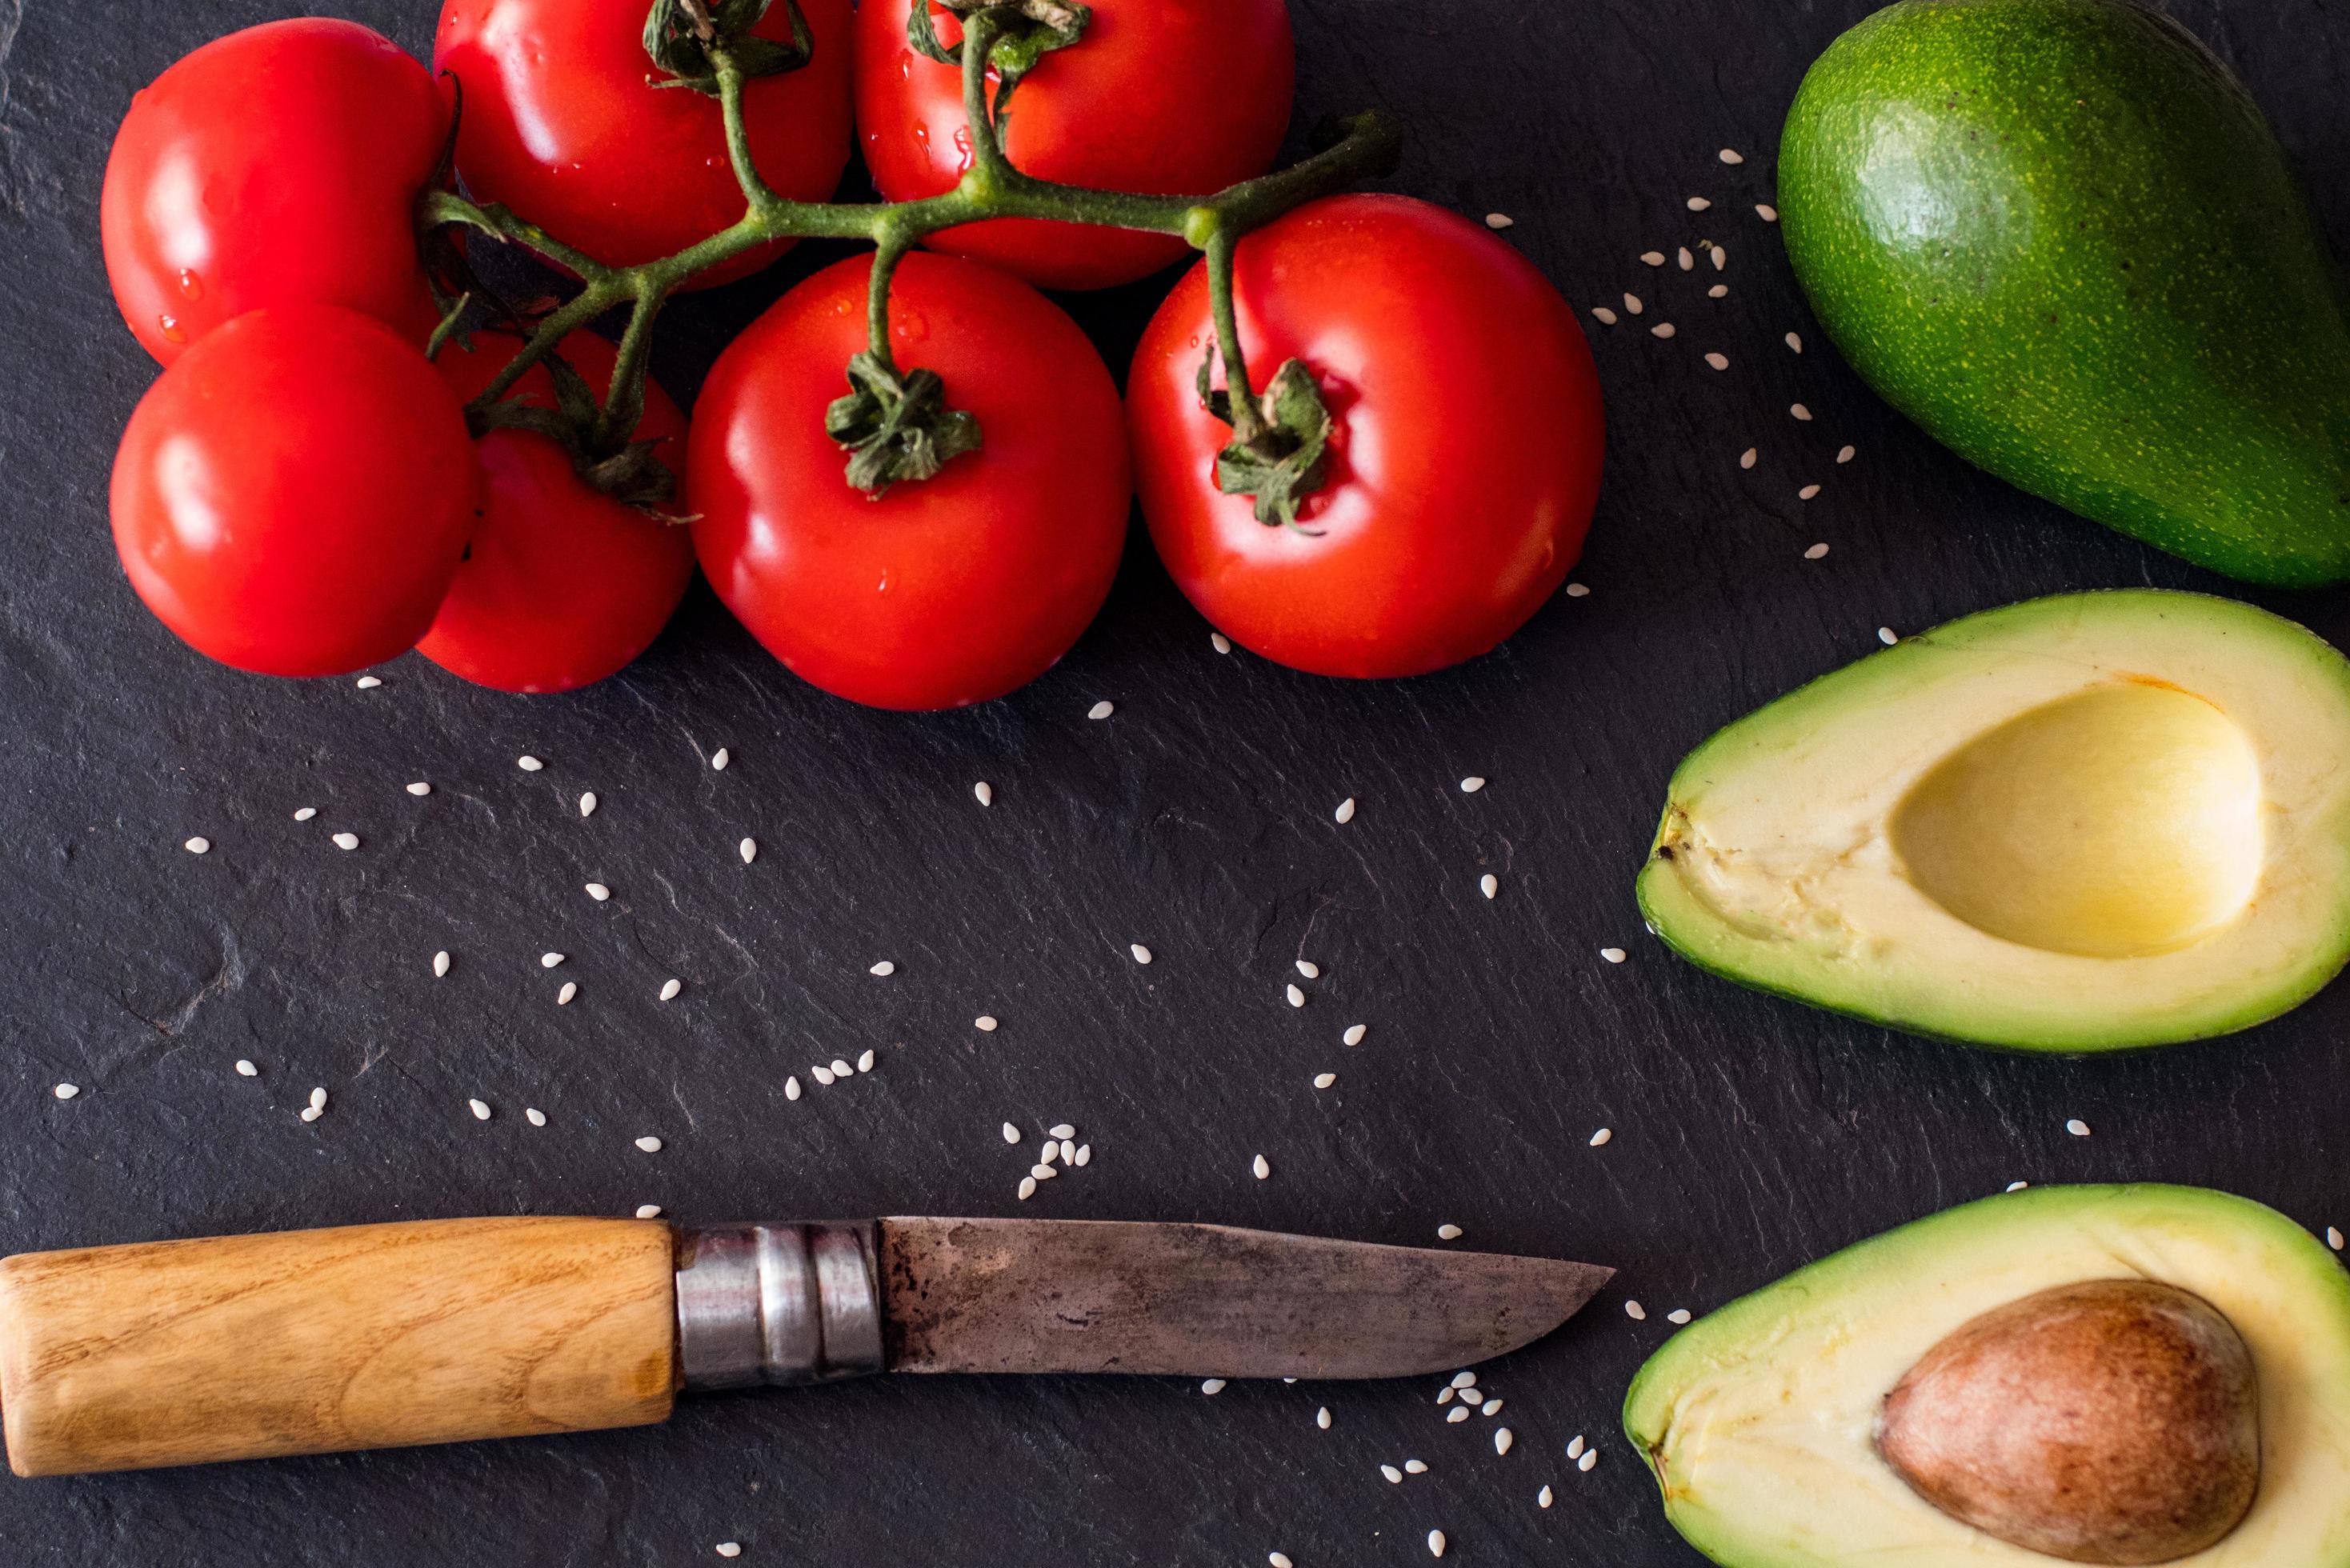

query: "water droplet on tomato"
xmin=158 ymin=314 xmax=186 ymax=343
xmin=951 ymin=125 xmax=973 ymax=172
xmin=911 ymin=122 xmax=930 ymax=151
xmin=899 ymin=54 xmax=912 ymax=79
xmin=176 ymin=270 xmax=203 ymax=301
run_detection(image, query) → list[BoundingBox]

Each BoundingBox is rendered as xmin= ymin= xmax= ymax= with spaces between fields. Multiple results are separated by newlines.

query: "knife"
xmin=0 ymin=1215 xmax=1611 ymax=1476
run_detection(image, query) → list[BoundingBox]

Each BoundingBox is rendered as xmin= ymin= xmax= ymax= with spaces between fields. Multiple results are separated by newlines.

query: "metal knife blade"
xmin=877 ymin=1218 xmax=1611 ymax=1378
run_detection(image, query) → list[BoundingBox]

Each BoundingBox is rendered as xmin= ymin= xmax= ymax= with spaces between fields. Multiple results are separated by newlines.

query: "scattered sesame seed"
xmin=331 ymin=832 xmax=360 ymax=851
xmin=635 ymin=1135 xmax=663 ymax=1153
xmin=1704 ymin=351 xmax=1729 ymax=370
xmin=1784 ymin=331 xmax=1804 ymax=354
xmin=293 ymin=807 xmax=317 ymax=822
xmin=53 ymin=1083 xmax=78 ymax=1101
xmin=711 ymin=748 xmax=730 ymax=770
xmin=1059 ymin=1138 xmax=1075 ymax=1162
xmin=468 ymin=1098 xmax=491 ymax=1122
xmin=1483 ymin=213 xmax=1514 ymax=230
xmin=1495 ymin=1428 xmax=1515 ymax=1456
xmin=526 ymin=1107 xmax=546 ymax=1126
xmin=1568 ymin=1435 xmax=1586 ymax=1460
xmin=1018 ymin=1176 xmax=1036 ymax=1200
xmin=1565 ymin=582 xmax=1591 ymax=598
xmin=1482 ymin=1399 xmax=1503 ymax=1416
xmin=1343 ymin=1024 xmax=1367 ymax=1046
xmin=1447 ymin=1406 xmax=1471 ymax=1424
xmin=2066 ymin=1118 xmax=2092 ymax=1137
xmin=637 ymin=1205 xmax=663 ymax=1221
xmin=1459 ymin=777 xmax=1486 ymax=794
xmin=1382 ymin=1465 xmax=1403 ymax=1485
xmin=1334 ymin=797 xmax=1356 ymax=824
xmin=300 ymin=1106 xmax=322 ymax=1122
xmin=1539 ymin=1485 xmax=1554 ymax=1508
xmin=2008 ymin=1180 xmax=2029 ymax=1192
xmin=355 ymin=675 xmax=383 ymax=690
xmin=1201 ymin=1378 xmax=1226 ymax=1395
xmin=184 ymin=835 xmax=210 ymax=854
xmin=1599 ymin=947 xmax=1627 ymax=964
xmin=558 ymin=981 xmax=577 ymax=1005
xmin=1031 ymin=1163 xmax=1058 ymax=1181
xmin=1668 ymin=1309 xmax=1693 ymax=1324
xmin=1437 ymin=1224 xmax=1463 ymax=1241
xmin=1437 ymin=1387 xmax=1454 ymax=1406
xmin=785 ymin=1077 xmax=802 ymax=1100
xmin=1710 ymin=245 xmax=1727 ymax=269
xmin=974 ymin=781 xmax=992 ymax=806
xmin=1428 ymin=1529 xmax=1447 ymax=1558
xmin=1623 ymin=292 xmax=1643 ymax=315
xmin=1626 ymin=1300 xmax=1648 ymax=1321
xmin=739 ymin=838 xmax=757 ymax=864
xmin=1687 ymin=196 xmax=1711 ymax=211
xmin=1676 ymin=246 xmax=1694 ymax=271
xmin=1296 ymin=960 xmax=1321 ymax=979
xmin=578 ymin=791 xmax=597 ymax=818
xmin=1579 ymin=1450 xmax=1598 ymax=1473
xmin=586 ymin=882 xmax=611 ymax=902
xmin=660 ymin=978 xmax=683 ymax=1002
xmin=1314 ymin=1073 xmax=1338 ymax=1090
xmin=1404 ymin=1459 xmax=1428 ymax=1474
xmin=518 ymin=755 xmax=543 ymax=772
xmin=1739 ymin=446 xmax=1758 ymax=470
xmin=1456 ymin=1386 xmax=1480 ymax=1405
xmin=1316 ymin=1406 xmax=1331 ymax=1430
xmin=1041 ymin=1142 xmax=1060 ymax=1167
xmin=1049 ymin=1123 xmax=1075 ymax=1139
xmin=829 ymin=1058 xmax=852 ymax=1077
xmin=1719 ymin=147 xmax=1745 ymax=164
xmin=235 ymin=1059 xmax=257 ymax=1077
xmin=1798 ymin=484 xmax=1822 ymax=501
xmin=1837 ymin=444 xmax=1856 ymax=463
xmin=1451 ymin=1372 xmax=1475 ymax=1390
xmin=1650 ymin=322 xmax=1677 ymax=338
xmin=857 ymin=1050 xmax=876 ymax=1074
xmin=1708 ymin=283 xmax=1729 ymax=298
xmin=1804 ymin=542 xmax=1831 ymax=560
xmin=1480 ymin=874 xmax=1499 ymax=899
xmin=1269 ymin=1554 xmax=1291 ymax=1568
xmin=976 ymin=1015 xmax=999 ymax=1032
xmin=310 ymin=1086 xmax=328 ymax=1111
xmin=1074 ymin=1144 xmax=1091 ymax=1166
xmin=1878 ymin=627 xmax=1899 ymax=646
xmin=1756 ymin=203 xmax=1780 ymax=221
xmin=1791 ymin=402 xmax=1813 ymax=421
xmin=1286 ymin=983 xmax=1306 ymax=1007
xmin=1639 ymin=250 xmax=1665 ymax=266
xmin=1252 ymin=1154 xmax=1271 ymax=1180
xmin=1211 ymin=631 xmax=1232 ymax=654
xmin=542 ymin=953 xmax=566 ymax=969
xmin=1131 ymin=944 xmax=1153 ymax=965
xmin=1087 ymin=700 xmax=1115 ymax=721
xmin=715 ymin=1545 xmax=741 ymax=1560
xmin=2330 ymin=1227 xmax=2344 ymax=1250
xmin=1591 ymin=306 xmax=1618 ymax=326
xmin=870 ymin=960 xmax=896 ymax=977
xmin=1590 ymin=1127 xmax=1614 ymax=1147
xmin=406 ymin=781 xmax=431 ymax=797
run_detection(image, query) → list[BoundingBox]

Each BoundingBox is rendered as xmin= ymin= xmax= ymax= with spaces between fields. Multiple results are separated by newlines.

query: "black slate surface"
xmin=3 ymin=0 xmax=2348 ymax=1562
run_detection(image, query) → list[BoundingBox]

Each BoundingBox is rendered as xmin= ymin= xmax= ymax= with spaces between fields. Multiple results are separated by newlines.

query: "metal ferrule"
xmin=675 ymin=1221 xmax=885 ymax=1391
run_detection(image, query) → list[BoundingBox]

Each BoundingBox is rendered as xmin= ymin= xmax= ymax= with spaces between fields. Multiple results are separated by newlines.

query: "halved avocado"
xmin=1636 ymin=590 xmax=2350 ymax=1050
xmin=1624 ymin=1184 xmax=2350 ymax=1566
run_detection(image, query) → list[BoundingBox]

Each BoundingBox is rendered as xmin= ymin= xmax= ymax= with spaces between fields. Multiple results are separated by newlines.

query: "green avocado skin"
xmin=1780 ymin=0 xmax=2350 ymax=587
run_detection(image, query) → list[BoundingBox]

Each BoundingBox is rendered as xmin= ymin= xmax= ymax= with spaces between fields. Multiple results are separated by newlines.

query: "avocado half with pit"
xmin=1624 ymin=1183 xmax=2350 ymax=1566
xmin=1636 ymin=590 xmax=2350 ymax=1050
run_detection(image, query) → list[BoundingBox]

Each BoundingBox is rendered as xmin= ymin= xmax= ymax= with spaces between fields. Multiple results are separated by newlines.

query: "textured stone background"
xmin=3 ymin=0 xmax=2348 ymax=1562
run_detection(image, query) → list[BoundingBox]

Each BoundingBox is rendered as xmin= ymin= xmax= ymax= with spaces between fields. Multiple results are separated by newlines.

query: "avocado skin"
xmin=1780 ymin=0 xmax=2350 ymax=587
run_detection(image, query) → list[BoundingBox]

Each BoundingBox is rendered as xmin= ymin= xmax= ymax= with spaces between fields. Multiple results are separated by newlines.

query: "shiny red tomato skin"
xmin=688 ymin=252 xmax=1130 ymax=710
xmin=417 ymin=332 xmax=696 ymax=694
xmin=853 ymin=0 xmax=1294 ymax=290
xmin=434 ymin=0 xmax=854 ymax=287
xmin=110 ymin=306 xmax=478 ymax=678
xmin=1127 ymin=194 xmax=1605 ymax=679
xmin=101 ymin=19 xmax=449 ymax=366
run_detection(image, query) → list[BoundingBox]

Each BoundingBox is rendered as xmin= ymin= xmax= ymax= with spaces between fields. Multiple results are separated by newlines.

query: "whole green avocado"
xmin=1780 ymin=0 xmax=2350 ymax=586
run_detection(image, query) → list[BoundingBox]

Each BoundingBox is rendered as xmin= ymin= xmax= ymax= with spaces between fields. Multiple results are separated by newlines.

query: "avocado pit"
xmin=1875 ymin=1278 xmax=2260 ymax=1564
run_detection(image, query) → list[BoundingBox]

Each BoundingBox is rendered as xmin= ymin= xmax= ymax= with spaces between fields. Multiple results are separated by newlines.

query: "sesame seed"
xmin=1667 ymin=1309 xmax=1692 ymax=1324
xmin=1087 ymin=700 xmax=1115 ymax=721
xmin=1031 ymin=1163 xmax=1058 ymax=1181
xmin=1482 ymin=1399 xmax=1503 ymax=1416
xmin=1404 ymin=1459 xmax=1428 ymax=1474
xmin=586 ymin=882 xmax=611 ymax=902
xmin=638 ymin=1205 xmax=663 ymax=1221
xmin=433 ymin=950 xmax=450 ymax=977
xmin=2329 ymin=1227 xmax=2344 ymax=1250
xmin=1049 ymin=1124 xmax=1075 ymax=1138
xmin=1687 ymin=196 xmax=1711 ymax=210
xmin=1591 ymin=306 xmax=1618 ymax=325
xmin=1480 ymin=874 xmax=1499 ymax=899
xmin=829 ymin=1058 xmax=852 ymax=1077
xmin=1334 ymin=797 xmax=1356 ymax=823
xmin=869 ymin=961 xmax=895 ymax=977
xmin=1201 ymin=1378 xmax=1226 ymax=1395
xmin=578 ymin=791 xmax=597 ymax=818
xmin=355 ymin=675 xmax=383 ymax=690
xmin=1798 ymin=484 xmax=1821 ymax=501
xmin=659 ymin=978 xmax=682 ymax=1002
xmin=1074 ymin=1145 xmax=1091 ymax=1166
xmin=294 ymin=807 xmax=317 ymax=822
xmin=235 ymin=1059 xmax=257 ymax=1077
xmin=1739 ymin=446 xmax=1758 ymax=470
xmin=1483 ymin=213 xmax=1513 ymax=230
xmin=635 ymin=1135 xmax=663 ymax=1153
xmin=310 ymin=1086 xmax=328 ymax=1111
xmin=1565 ymin=582 xmax=1591 ymax=598
xmin=1447 ymin=1406 xmax=1471 ymax=1424
xmin=557 ymin=981 xmax=577 ymax=1005
xmin=739 ymin=838 xmax=757 ymax=864
xmin=1719 ymin=147 xmax=1745 ymax=164
xmin=2066 ymin=1118 xmax=2092 ymax=1137
xmin=1131 ymin=944 xmax=1153 ymax=965
xmin=1286 ymin=983 xmax=1306 ymax=1007
xmin=1002 ymin=1122 xmax=1022 ymax=1144
xmin=857 ymin=1050 xmax=876 ymax=1074
xmin=1457 ymin=1386 xmax=1480 ymax=1405
xmin=974 ymin=781 xmax=992 ymax=806
xmin=299 ymin=1106 xmax=322 ymax=1122
xmin=468 ymin=1098 xmax=490 ymax=1121
xmin=785 ymin=1077 xmax=801 ymax=1101
xmin=1677 ymin=246 xmax=1694 ymax=271
xmin=406 ymin=782 xmax=431 ymax=797
xmin=542 ymin=953 xmax=566 ymax=969
xmin=1495 ymin=1428 xmax=1515 ymax=1456
xmin=1059 ymin=1138 xmax=1075 ymax=1162
xmin=1590 ymin=1127 xmax=1613 ymax=1146
xmin=1568 ymin=1435 xmax=1586 ymax=1460
xmin=1837 ymin=444 xmax=1856 ymax=463
xmin=1018 ymin=1176 xmax=1036 ymax=1200
xmin=1211 ymin=631 xmax=1232 ymax=654
xmin=1703 ymin=351 xmax=1728 ymax=370
xmin=1791 ymin=402 xmax=1813 ymax=421
xmin=1041 ymin=1142 xmax=1059 ymax=1166
xmin=1639 ymin=250 xmax=1664 ymax=266
xmin=526 ymin=1107 xmax=546 ymax=1126
xmin=1579 ymin=1450 xmax=1598 ymax=1473
xmin=1539 ymin=1485 xmax=1554 ymax=1508
xmin=1436 ymin=1224 xmax=1463 ymax=1241
xmin=184 ymin=835 xmax=210 ymax=854
xmin=1382 ymin=1465 xmax=1404 ymax=1484
xmin=1451 ymin=1372 xmax=1475 ymax=1389
xmin=1428 ymin=1529 xmax=1447 ymax=1558
xmin=1804 ymin=542 xmax=1831 ymax=559
xmin=331 ymin=832 xmax=360 ymax=851
xmin=1314 ymin=1073 xmax=1337 ymax=1090
xmin=1459 ymin=777 xmax=1486 ymax=794
xmin=1343 ymin=1024 xmax=1367 ymax=1046
xmin=976 ymin=1015 xmax=999 ymax=1032
xmin=1623 ymin=292 xmax=1643 ymax=315
xmin=711 ymin=748 xmax=730 ymax=770
xmin=1599 ymin=947 xmax=1627 ymax=964
xmin=1650 ymin=322 xmax=1677 ymax=338
xmin=716 ymin=1545 xmax=741 ymax=1560
xmin=1756 ymin=203 xmax=1780 ymax=221
xmin=1270 ymin=1555 xmax=1292 ymax=1568
xmin=53 ymin=1083 xmax=78 ymax=1101
xmin=1878 ymin=627 xmax=1899 ymax=646
xmin=518 ymin=755 xmax=543 ymax=772
xmin=1784 ymin=331 xmax=1804 ymax=354
xmin=1708 ymin=283 xmax=1729 ymax=298
xmin=1252 ymin=1154 xmax=1271 ymax=1180
xmin=1626 ymin=1300 xmax=1647 ymax=1321
xmin=1437 ymin=1387 xmax=1454 ymax=1406
xmin=1316 ymin=1406 xmax=1331 ymax=1430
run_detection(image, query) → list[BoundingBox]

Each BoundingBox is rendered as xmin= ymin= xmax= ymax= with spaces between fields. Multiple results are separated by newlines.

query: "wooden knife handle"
xmin=0 ymin=1217 xmax=679 ymax=1476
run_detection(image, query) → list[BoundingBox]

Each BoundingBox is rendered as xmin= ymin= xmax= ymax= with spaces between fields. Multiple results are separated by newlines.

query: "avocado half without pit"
xmin=1624 ymin=1184 xmax=2350 ymax=1566
xmin=1636 ymin=590 xmax=2350 ymax=1050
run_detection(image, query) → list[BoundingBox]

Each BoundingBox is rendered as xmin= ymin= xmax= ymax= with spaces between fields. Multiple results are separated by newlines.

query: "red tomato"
xmin=1127 ymin=195 xmax=1605 ymax=679
xmin=689 ymin=252 xmax=1129 ymax=710
xmin=418 ymin=332 xmax=696 ymax=694
xmin=110 ymin=306 xmax=478 ymax=678
xmin=854 ymin=0 xmax=1294 ymax=290
xmin=101 ymin=19 xmax=450 ymax=366
xmin=435 ymin=0 xmax=854 ymax=287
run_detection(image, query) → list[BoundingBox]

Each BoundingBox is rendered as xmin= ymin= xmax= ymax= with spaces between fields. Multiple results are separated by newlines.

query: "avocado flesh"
xmin=1779 ymin=0 xmax=2350 ymax=587
xmin=1636 ymin=590 xmax=2350 ymax=1051
xmin=1623 ymin=1184 xmax=2350 ymax=1567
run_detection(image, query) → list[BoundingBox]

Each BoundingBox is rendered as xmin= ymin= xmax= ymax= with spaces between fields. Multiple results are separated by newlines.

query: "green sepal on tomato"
xmin=1129 ymin=194 xmax=1606 ymax=679
xmin=100 ymin=18 xmax=450 ymax=365
xmin=418 ymin=331 xmax=697 ymax=694
xmin=110 ymin=306 xmax=479 ymax=679
xmin=435 ymin=0 xmax=855 ymax=288
xmin=689 ymin=251 xmax=1129 ymax=710
xmin=854 ymin=0 xmax=1295 ymax=290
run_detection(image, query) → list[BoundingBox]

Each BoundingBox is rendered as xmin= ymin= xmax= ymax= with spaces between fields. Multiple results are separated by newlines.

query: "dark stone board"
xmin=1 ymin=0 xmax=2345 ymax=1562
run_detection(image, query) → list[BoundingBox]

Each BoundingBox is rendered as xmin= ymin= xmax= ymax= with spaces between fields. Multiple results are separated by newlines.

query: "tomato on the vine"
xmin=854 ymin=0 xmax=1295 ymax=290
xmin=110 ymin=306 xmax=479 ymax=678
xmin=418 ymin=331 xmax=696 ymax=694
xmin=101 ymin=19 xmax=450 ymax=365
xmin=1127 ymin=194 xmax=1605 ymax=679
xmin=435 ymin=0 xmax=855 ymax=287
xmin=688 ymin=251 xmax=1129 ymax=710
